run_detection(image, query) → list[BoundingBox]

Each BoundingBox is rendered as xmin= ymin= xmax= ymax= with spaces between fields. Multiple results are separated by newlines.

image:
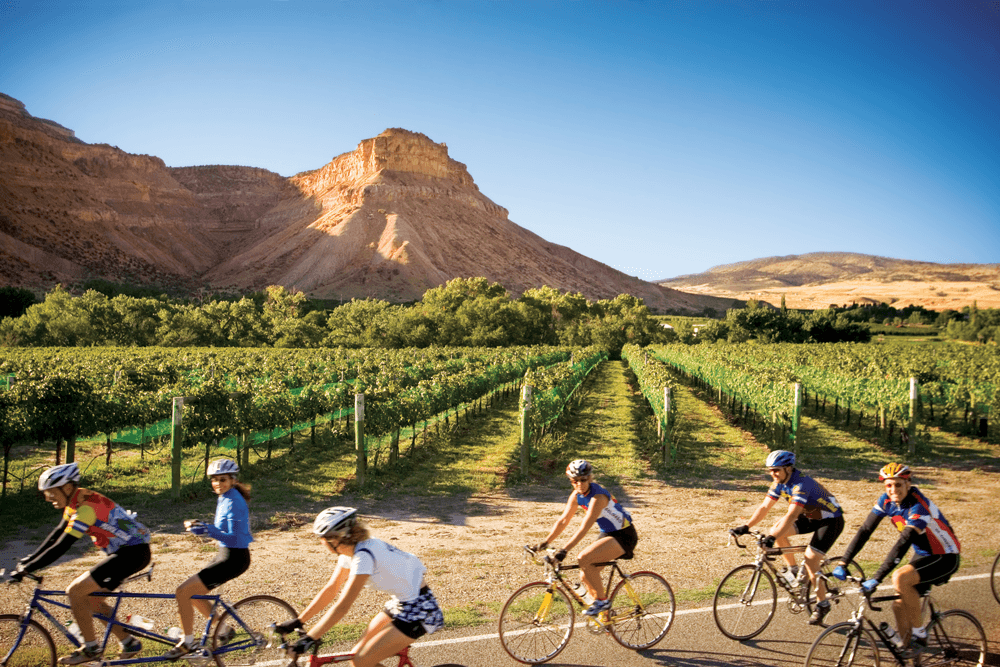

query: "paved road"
xmin=409 ymin=568 xmax=998 ymax=667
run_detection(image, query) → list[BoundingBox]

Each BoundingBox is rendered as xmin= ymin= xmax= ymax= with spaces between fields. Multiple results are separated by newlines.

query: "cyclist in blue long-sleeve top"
xmin=165 ymin=459 xmax=253 ymax=659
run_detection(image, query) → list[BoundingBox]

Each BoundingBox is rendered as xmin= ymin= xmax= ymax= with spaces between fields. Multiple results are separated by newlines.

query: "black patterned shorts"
xmin=384 ymin=586 xmax=444 ymax=639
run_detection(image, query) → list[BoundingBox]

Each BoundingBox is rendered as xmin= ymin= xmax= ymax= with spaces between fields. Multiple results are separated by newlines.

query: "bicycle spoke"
xmin=498 ymin=582 xmax=573 ymax=664
xmin=608 ymin=571 xmax=674 ymax=650
xmin=805 ymin=622 xmax=878 ymax=667
xmin=713 ymin=564 xmax=776 ymax=641
xmin=0 ymin=616 xmax=57 ymax=667
xmin=211 ymin=595 xmax=296 ymax=667
xmin=921 ymin=610 xmax=987 ymax=667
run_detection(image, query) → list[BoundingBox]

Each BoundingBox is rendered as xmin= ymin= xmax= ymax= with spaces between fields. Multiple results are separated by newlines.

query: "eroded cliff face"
xmin=1 ymin=96 xmax=734 ymax=312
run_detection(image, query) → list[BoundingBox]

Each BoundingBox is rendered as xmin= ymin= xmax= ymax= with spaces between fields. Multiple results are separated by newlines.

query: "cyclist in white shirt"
xmin=273 ymin=507 xmax=443 ymax=667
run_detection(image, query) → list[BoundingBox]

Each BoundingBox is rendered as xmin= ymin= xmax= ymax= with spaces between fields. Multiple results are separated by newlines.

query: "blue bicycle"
xmin=1 ymin=566 xmax=296 ymax=667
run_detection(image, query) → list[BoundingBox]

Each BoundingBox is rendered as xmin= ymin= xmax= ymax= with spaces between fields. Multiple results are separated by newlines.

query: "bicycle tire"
xmin=804 ymin=621 xmax=880 ymax=667
xmin=498 ymin=581 xmax=574 ymax=664
xmin=607 ymin=571 xmax=674 ymax=650
xmin=991 ymin=551 xmax=999 ymax=605
xmin=712 ymin=564 xmax=776 ymax=641
xmin=816 ymin=556 xmax=866 ymax=626
xmin=211 ymin=595 xmax=297 ymax=667
xmin=921 ymin=609 xmax=987 ymax=667
xmin=0 ymin=614 xmax=57 ymax=667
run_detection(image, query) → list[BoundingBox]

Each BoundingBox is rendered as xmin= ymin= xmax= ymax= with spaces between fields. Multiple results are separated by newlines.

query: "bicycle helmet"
xmin=207 ymin=458 xmax=239 ymax=476
xmin=566 ymin=459 xmax=593 ymax=478
xmin=765 ymin=450 xmax=796 ymax=468
xmin=313 ymin=506 xmax=358 ymax=538
xmin=878 ymin=462 xmax=911 ymax=481
xmin=38 ymin=462 xmax=81 ymax=491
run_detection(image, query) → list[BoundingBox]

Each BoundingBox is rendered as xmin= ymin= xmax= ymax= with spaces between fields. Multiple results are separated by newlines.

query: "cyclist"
xmin=273 ymin=506 xmax=444 ymax=667
xmin=730 ymin=450 xmax=845 ymax=625
xmin=832 ymin=463 xmax=960 ymax=659
xmin=531 ymin=459 xmax=638 ymax=617
xmin=164 ymin=458 xmax=253 ymax=659
xmin=11 ymin=462 xmax=151 ymax=665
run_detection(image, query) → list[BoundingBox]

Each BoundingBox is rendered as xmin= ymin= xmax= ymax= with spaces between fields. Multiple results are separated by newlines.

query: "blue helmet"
xmin=765 ymin=450 xmax=796 ymax=468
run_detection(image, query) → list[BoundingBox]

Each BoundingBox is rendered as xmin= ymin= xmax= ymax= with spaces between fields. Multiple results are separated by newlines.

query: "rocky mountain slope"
xmin=660 ymin=252 xmax=1000 ymax=309
xmin=0 ymin=93 xmax=736 ymax=313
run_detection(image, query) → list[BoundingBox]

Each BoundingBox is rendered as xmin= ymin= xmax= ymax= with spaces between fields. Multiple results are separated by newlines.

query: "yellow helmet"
xmin=878 ymin=462 xmax=911 ymax=481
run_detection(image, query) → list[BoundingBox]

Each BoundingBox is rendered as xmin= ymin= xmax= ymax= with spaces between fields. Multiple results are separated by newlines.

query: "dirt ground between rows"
xmin=4 ymin=462 xmax=998 ymax=649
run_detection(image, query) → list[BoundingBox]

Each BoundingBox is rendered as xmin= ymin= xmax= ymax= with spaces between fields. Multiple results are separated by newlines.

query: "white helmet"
xmin=207 ymin=459 xmax=239 ymax=476
xmin=566 ymin=459 xmax=593 ymax=478
xmin=313 ymin=507 xmax=358 ymax=538
xmin=38 ymin=462 xmax=81 ymax=491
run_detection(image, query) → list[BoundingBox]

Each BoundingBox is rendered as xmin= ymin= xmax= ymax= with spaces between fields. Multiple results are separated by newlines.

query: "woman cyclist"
xmin=165 ymin=458 xmax=253 ymax=659
xmin=532 ymin=459 xmax=638 ymax=617
xmin=274 ymin=507 xmax=444 ymax=667
xmin=11 ymin=462 xmax=151 ymax=665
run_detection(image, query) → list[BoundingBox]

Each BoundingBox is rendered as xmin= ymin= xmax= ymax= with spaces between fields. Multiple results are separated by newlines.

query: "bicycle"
xmin=713 ymin=529 xmax=866 ymax=641
xmin=279 ymin=632 xmax=465 ymax=667
xmin=0 ymin=565 xmax=296 ymax=667
xmin=804 ymin=575 xmax=987 ymax=667
xmin=991 ymin=551 xmax=999 ymax=606
xmin=497 ymin=545 xmax=675 ymax=664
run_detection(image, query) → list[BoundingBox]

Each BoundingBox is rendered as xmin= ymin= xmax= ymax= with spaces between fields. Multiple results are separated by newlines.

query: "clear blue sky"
xmin=2 ymin=0 xmax=998 ymax=280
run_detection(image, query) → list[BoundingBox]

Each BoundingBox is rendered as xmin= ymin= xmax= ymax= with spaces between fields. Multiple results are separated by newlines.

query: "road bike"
xmin=497 ymin=545 xmax=675 ymax=664
xmin=991 ymin=551 xmax=999 ymax=606
xmin=1 ymin=566 xmax=295 ymax=667
xmin=804 ymin=576 xmax=987 ymax=667
xmin=713 ymin=529 xmax=865 ymax=641
xmin=279 ymin=633 xmax=465 ymax=667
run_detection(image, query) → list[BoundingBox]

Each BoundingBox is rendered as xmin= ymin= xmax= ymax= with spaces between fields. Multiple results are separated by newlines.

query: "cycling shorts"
xmin=600 ymin=524 xmax=638 ymax=559
xmin=90 ymin=544 xmax=151 ymax=591
xmin=793 ymin=514 xmax=844 ymax=556
xmin=384 ymin=586 xmax=444 ymax=639
xmin=197 ymin=547 xmax=251 ymax=590
xmin=911 ymin=554 xmax=960 ymax=596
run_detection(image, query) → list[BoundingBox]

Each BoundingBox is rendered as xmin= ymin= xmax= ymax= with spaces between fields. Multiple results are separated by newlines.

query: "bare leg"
xmin=176 ymin=575 xmax=213 ymax=637
xmin=66 ymin=573 xmax=127 ymax=644
xmin=350 ymin=612 xmax=410 ymax=667
xmin=771 ymin=520 xmax=798 ymax=570
xmin=803 ymin=546 xmax=827 ymax=602
xmin=892 ymin=565 xmax=921 ymax=648
xmin=577 ymin=537 xmax=624 ymax=600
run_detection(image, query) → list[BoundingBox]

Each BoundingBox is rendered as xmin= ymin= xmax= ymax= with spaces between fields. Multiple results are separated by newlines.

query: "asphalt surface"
xmin=408 ymin=568 xmax=999 ymax=667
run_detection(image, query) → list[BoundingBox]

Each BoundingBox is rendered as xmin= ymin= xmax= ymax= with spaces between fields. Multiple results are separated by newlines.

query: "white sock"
xmin=912 ymin=626 xmax=927 ymax=638
xmin=84 ymin=641 xmax=99 ymax=650
xmin=183 ymin=635 xmax=194 ymax=646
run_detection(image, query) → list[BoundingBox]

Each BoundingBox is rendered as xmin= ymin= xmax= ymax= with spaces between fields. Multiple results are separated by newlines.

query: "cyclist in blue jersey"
xmin=166 ymin=459 xmax=253 ymax=659
xmin=832 ymin=463 xmax=961 ymax=660
xmin=731 ymin=450 xmax=845 ymax=625
xmin=532 ymin=459 xmax=638 ymax=617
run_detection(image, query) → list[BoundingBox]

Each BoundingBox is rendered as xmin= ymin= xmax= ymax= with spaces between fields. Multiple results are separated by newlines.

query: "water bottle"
xmin=781 ymin=566 xmax=798 ymax=587
xmin=880 ymin=622 xmax=904 ymax=649
xmin=126 ymin=614 xmax=156 ymax=631
xmin=572 ymin=582 xmax=594 ymax=605
xmin=168 ymin=627 xmax=183 ymax=641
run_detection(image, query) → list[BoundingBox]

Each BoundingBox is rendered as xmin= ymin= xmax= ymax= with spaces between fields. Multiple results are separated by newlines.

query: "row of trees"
xmin=0 ymin=280 xmax=668 ymax=355
xmin=671 ymin=301 xmax=872 ymax=344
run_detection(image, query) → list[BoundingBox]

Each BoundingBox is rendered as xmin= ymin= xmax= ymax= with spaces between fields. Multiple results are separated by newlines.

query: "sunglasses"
xmin=569 ymin=476 xmax=590 ymax=483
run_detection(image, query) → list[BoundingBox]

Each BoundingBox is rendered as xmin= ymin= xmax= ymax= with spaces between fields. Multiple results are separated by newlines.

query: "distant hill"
xmin=0 ymin=92 xmax=738 ymax=314
xmin=659 ymin=252 xmax=1000 ymax=310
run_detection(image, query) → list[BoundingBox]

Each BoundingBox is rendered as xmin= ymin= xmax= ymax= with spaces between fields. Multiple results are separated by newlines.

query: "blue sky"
xmin=2 ymin=0 xmax=997 ymax=280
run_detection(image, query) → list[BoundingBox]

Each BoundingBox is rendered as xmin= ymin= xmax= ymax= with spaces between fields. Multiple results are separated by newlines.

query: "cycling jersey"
xmin=871 ymin=486 xmax=960 ymax=557
xmin=203 ymin=487 xmax=253 ymax=549
xmin=767 ymin=469 xmax=843 ymax=520
xmin=337 ymin=538 xmax=426 ymax=601
xmin=63 ymin=488 xmax=151 ymax=554
xmin=576 ymin=482 xmax=632 ymax=533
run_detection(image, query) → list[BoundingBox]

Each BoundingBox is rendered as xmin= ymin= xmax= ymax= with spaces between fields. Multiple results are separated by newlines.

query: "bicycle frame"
xmin=3 ymin=570 xmax=265 ymax=666
xmin=731 ymin=531 xmax=812 ymax=602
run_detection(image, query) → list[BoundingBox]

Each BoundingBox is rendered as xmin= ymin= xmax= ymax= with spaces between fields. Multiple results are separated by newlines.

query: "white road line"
xmin=411 ymin=572 xmax=991 ymax=649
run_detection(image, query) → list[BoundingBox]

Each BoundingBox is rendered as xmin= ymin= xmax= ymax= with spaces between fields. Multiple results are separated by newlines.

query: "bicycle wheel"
xmin=804 ymin=621 xmax=880 ymax=667
xmin=0 ymin=615 xmax=57 ymax=667
xmin=816 ymin=557 xmax=866 ymax=626
xmin=211 ymin=595 xmax=297 ymax=667
xmin=713 ymin=564 xmax=776 ymax=641
xmin=921 ymin=609 xmax=987 ymax=667
xmin=991 ymin=551 xmax=999 ymax=605
xmin=498 ymin=582 xmax=574 ymax=664
xmin=607 ymin=571 xmax=675 ymax=650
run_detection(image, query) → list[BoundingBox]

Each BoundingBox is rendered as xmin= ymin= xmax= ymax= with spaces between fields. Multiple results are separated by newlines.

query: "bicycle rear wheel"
xmin=991 ymin=551 xmax=999 ymax=605
xmin=921 ymin=609 xmax=986 ymax=667
xmin=211 ymin=595 xmax=296 ymax=667
xmin=607 ymin=571 xmax=674 ymax=650
xmin=0 ymin=615 xmax=56 ymax=667
xmin=804 ymin=621 xmax=879 ymax=667
xmin=713 ymin=564 xmax=776 ymax=641
xmin=816 ymin=557 xmax=865 ymax=626
xmin=498 ymin=581 xmax=574 ymax=664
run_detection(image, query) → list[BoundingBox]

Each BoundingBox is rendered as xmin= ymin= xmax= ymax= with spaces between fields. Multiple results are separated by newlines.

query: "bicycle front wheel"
xmin=921 ymin=609 xmax=987 ymax=667
xmin=211 ymin=595 xmax=297 ymax=667
xmin=607 ymin=571 xmax=675 ymax=650
xmin=713 ymin=564 xmax=776 ymax=641
xmin=991 ymin=551 xmax=1000 ymax=605
xmin=804 ymin=621 xmax=880 ymax=667
xmin=498 ymin=582 xmax=574 ymax=664
xmin=0 ymin=615 xmax=57 ymax=667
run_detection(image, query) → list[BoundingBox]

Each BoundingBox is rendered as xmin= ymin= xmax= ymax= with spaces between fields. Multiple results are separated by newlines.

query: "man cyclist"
xmin=832 ymin=463 xmax=960 ymax=659
xmin=730 ymin=449 xmax=845 ymax=625
xmin=11 ymin=462 xmax=152 ymax=664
